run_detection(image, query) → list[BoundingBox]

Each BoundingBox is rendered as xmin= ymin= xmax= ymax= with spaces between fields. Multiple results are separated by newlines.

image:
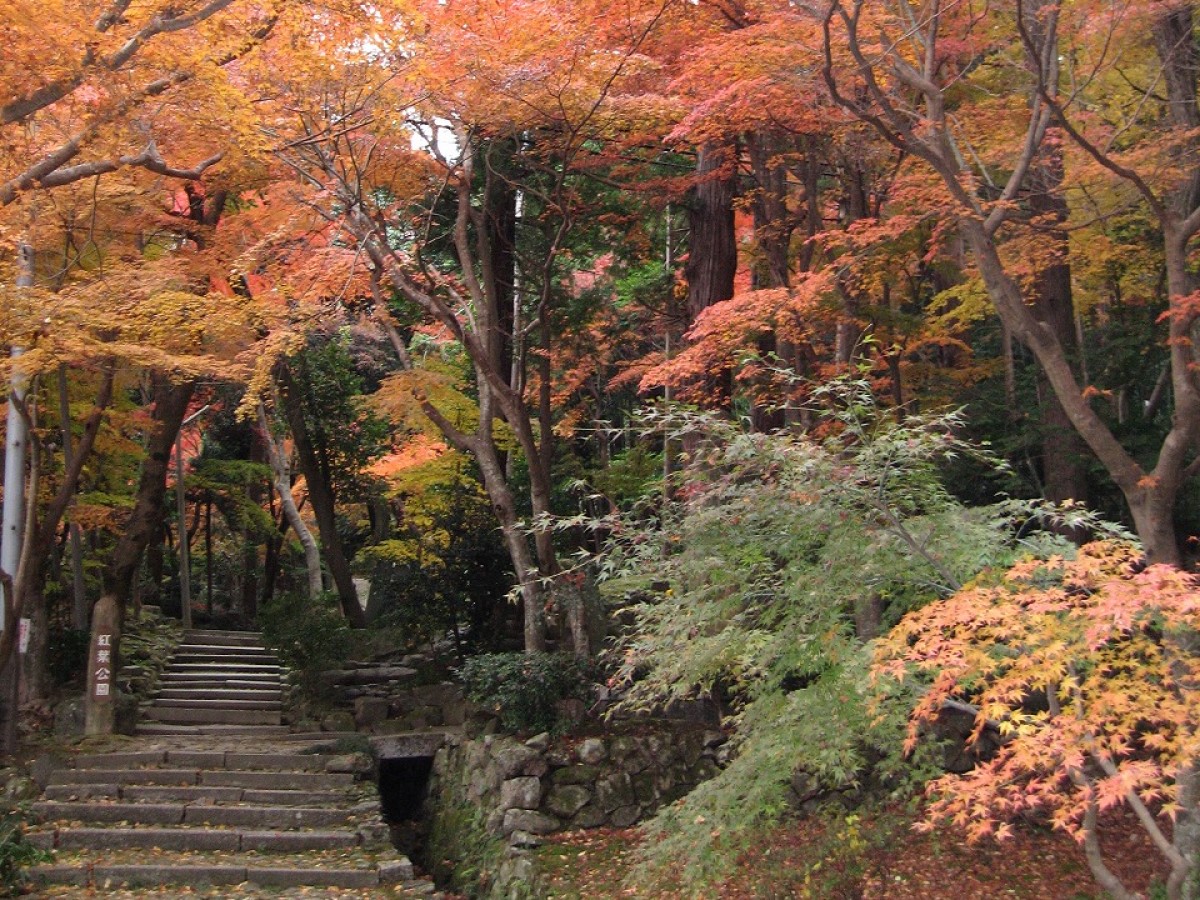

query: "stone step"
xmin=168 ymin=661 xmax=283 ymax=674
xmin=183 ymin=629 xmax=269 ymax=646
xmin=174 ymin=643 xmax=276 ymax=657
xmin=157 ymin=687 xmax=283 ymax=702
xmin=26 ymin=727 xmax=435 ymax=897
xmin=139 ymin=706 xmax=283 ymax=726
xmin=33 ymin=800 xmax=362 ymax=829
xmin=171 ymin=657 xmax=280 ymax=672
xmin=56 ymin=751 xmax=346 ymax=781
xmin=147 ymin=698 xmax=283 ymax=711
xmin=51 ymin=768 xmax=203 ymax=786
xmin=134 ymin=723 xmax=293 ymax=737
xmin=157 ymin=679 xmax=283 ymax=690
xmin=200 ymin=770 xmax=354 ymax=790
xmin=52 ymin=768 xmax=351 ymax=790
xmin=43 ymin=784 xmax=351 ymax=806
xmin=34 ymin=859 xmax=417 ymax=897
xmin=30 ymin=826 xmax=364 ymax=852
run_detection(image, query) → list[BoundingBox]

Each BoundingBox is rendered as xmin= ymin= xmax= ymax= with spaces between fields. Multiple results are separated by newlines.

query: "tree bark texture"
xmin=279 ymin=368 xmax=366 ymax=628
xmin=102 ymin=376 xmax=194 ymax=606
xmin=257 ymin=401 xmax=323 ymax=601
xmin=685 ymin=142 xmax=738 ymax=323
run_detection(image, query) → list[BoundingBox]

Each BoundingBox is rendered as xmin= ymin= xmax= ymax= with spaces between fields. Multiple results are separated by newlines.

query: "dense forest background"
xmin=3 ymin=2 xmax=1200 ymax=897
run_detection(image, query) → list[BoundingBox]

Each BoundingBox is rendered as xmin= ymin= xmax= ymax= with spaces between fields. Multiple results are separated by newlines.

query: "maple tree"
xmin=875 ymin=541 xmax=1200 ymax=899
xmin=821 ymin=0 xmax=1200 ymax=565
xmin=257 ymin=0 xmax=678 ymax=652
xmin=0 ymin=0 xmax=285 ymax=741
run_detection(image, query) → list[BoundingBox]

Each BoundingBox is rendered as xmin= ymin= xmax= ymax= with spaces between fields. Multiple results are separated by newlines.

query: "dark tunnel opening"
xmin=378 ymin=755 xmax=435 ymax=823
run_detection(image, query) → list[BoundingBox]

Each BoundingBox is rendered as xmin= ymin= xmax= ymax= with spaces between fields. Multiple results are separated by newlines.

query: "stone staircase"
xmin=28 ymin=746 xmax=436 ymax=895
xmin=137 ymin=629 xmax=288 ymax=736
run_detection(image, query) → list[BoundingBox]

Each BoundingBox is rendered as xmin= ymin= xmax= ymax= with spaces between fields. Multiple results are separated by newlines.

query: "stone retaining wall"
xmin=424 ymin=727 xmax=723 ymax=898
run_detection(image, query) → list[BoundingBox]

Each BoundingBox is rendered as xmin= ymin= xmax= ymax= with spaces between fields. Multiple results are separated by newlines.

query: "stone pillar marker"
xmin=85 ymin=594 xmax=119 ymax=735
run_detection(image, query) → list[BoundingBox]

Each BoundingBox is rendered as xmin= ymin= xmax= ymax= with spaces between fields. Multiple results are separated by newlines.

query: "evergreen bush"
xmin=459 ymin=652 xmax=593 ymax=733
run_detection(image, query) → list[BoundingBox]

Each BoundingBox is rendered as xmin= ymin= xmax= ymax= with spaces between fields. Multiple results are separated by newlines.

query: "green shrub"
xmin=260 ymin=591 xmax=353 ymax=701
xmin=0 ymin=807 xmax=50 ymax=897
xmin=459 ymin=652 xmax=593 ymax=733
xmin=593 ymin=381 xmax=1123 ymax=890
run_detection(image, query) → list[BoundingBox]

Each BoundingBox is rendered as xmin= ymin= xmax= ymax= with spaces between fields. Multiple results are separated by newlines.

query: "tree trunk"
xmin=145 ymin=524 xmax=164 ymax=610
xmin=747 ymin=131 xmax=796 ymax=431
xmin=56 ymin=366 xmax=88 ymax=629
xmin=1024 ymin=1 xmax=1091 ymax=510
xmin=962 ymin=220 xmax=1187 ymax=565
xmin=103 ymin=377 xmax=195 ymax=604
xmin=257 ymin=401 xmax=323 ymax=601
xmin=279 ymin=371 xmax=365 ymax=627
xmin=18 ymin=581 xmax=48 ymax=704
xmin=471 ymin=434 xmax=546 ymax=652
xmin=685 ymin=142 xmax=738 ymax=323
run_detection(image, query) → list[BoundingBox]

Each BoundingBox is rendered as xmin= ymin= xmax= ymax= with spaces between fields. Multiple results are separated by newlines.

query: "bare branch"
xmin=2 ymin=0 xmax=237 ymax=125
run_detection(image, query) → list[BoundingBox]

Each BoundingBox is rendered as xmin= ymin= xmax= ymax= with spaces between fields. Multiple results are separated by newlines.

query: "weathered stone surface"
xmin=250 ymin=867 xmax=379 ymax=888
xmin=201 ymin=771 xmax=352 ymax=790
xmin=441 ymin=698 xmax=471 ymax=727
xmin=242 ymin=830 xmax=359 ymax=851
xmin=357 ymin=823 xmax=392 ymax=847
xmin=183 ymin=805 xmax=351 ymax=828
xmin=326 ymin=753 xmax=371 ymax=775
xmin=93 ymin=864 xmax=248 ymax=886
xmin=524 ymin=732 xmax=551 ymax=752
xmin=632 ymin=771 xmax=659 ymax=805
xmin=411 ymin=682 xmax=462 ymax=707
xmin=226 ymin=753 xmax=322 ymax=771
xmin=55 ymin=827 xmax=239 ymax=851
xmin=595 ymin=772 xmax=634 ymax=812
xmin=34 ymin=801 xmax=184 ymax=825
xmin=322 ymin=712 xmax=356 ymax=733
xmin=500 ymin=776 xmax=542 ymax=811
xmin=609 ymin=804 xmax=641 ymax=828
xmin=354 ymin=697 xmax=391 ymax=729
xmin=614 ymin=747 xmax=651 ymax=774
xmin=496 ymin=854 xmax=537 ymax=891
xmin=42 ymin=783 xmax=118 ymax=801
xmin=485 ymin=808 xmax=506 ymax=835
xmin=165 ymin=750 xmax=228 ymax=769
xmin=550 ymin=764 xmax=600 ymax=786
xmin=469 ymin=765 xmax=502 ymax=801
xmin=501 ymin=808 xmax=560 ymax=836
xmin=379 ymin=857 xmax=416 ymax=883
xmin=5 ymin=775 xmax=40 ymax=803
xmin=492 ymin=743 xmax=540 ymax=779
xmin=544 ymin=784 xmax=591 ymax=818
xmin=74 ymin=751 xmax=167 ymax=768
xmin=570 ymin=803 xmax=607 ymax=829
xmin=509 ymin=830 xmax=543 ymax=849
xmin=679 ymin=732 xmax=704 ymax=768
xmin=577 ymin=738 xmax=607 ymax=765
xmin=52 ymin=697 xmax=85 ymax=737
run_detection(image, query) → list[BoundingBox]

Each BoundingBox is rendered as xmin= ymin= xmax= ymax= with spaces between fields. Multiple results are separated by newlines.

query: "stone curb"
xmin=33 ymin=862 xmax=407 ymax=889
xmin=31 ymin=826 xmax=365 ymax=852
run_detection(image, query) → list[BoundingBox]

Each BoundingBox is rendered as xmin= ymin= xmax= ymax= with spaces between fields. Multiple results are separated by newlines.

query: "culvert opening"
xmin=379 ymin=755 xmax=435 ymax=822
xmin=378 ymin=755 xmax=436 ymax=859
